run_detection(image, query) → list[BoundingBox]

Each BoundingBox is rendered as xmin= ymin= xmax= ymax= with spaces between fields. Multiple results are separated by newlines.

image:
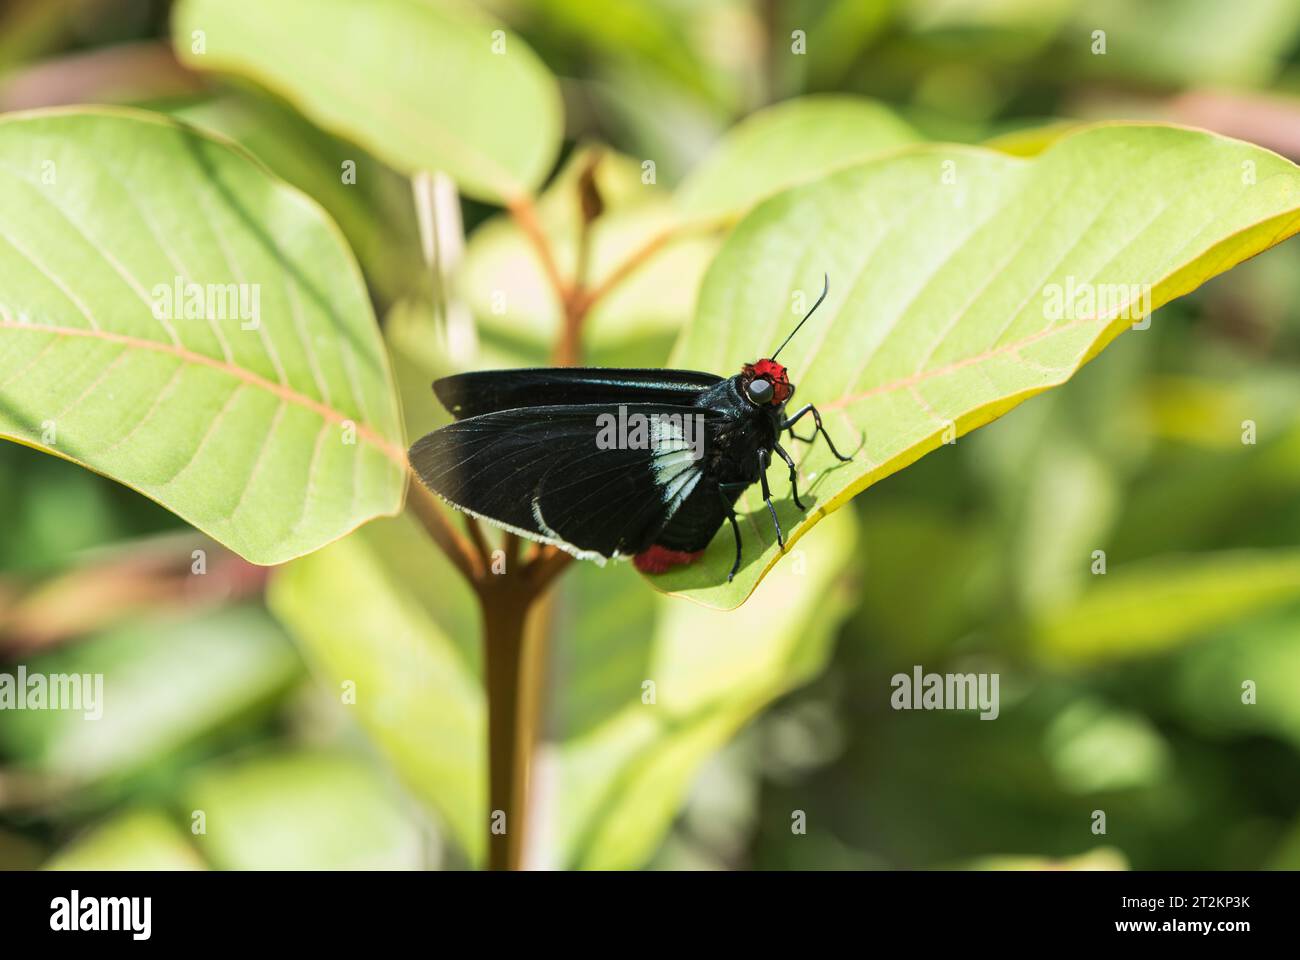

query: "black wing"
xmin=434 ymin=368 xmax=723 ymax=420
xmin=409 ymin=403 xmax=725 ymax=561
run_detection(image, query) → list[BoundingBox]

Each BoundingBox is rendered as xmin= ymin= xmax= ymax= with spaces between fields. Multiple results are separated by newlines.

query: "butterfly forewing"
xmin=410 ymin=402 xmax=726 ymax=561
xmin=434 ymin=368 xmax=723 ymax=420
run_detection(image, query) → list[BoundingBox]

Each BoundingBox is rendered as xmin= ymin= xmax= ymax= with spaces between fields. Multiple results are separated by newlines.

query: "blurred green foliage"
xmin=4 ymin=0 xmax=1300 ymax=870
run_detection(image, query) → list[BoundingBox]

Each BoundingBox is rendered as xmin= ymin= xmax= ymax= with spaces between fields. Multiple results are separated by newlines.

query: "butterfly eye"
xmin=746 ymin=378 xmax=773 ymax=405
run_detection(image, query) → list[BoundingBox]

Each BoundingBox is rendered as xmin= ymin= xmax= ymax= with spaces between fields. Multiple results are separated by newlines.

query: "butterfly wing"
xmin=409 ymin=403 xmax=725 ymax=561
xmin=433 ymin=368 xmax=723 ymax=420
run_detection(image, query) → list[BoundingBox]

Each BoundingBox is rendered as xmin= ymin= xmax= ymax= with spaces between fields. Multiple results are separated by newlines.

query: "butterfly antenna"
xmin=771 ymin=273 xmax=830 ymax=362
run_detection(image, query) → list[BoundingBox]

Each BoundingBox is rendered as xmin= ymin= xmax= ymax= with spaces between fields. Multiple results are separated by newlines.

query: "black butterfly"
xmin=409 ymin=276 xmax=855 ymax=581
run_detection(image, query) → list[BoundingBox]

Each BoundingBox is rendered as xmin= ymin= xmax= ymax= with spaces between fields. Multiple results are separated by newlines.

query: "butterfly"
xmin=410 ymin=276 xmax=855 ymax=581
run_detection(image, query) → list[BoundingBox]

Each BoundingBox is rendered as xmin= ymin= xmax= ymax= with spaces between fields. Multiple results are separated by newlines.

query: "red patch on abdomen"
xmin=634 ymin=545 xmax=704 ymax=574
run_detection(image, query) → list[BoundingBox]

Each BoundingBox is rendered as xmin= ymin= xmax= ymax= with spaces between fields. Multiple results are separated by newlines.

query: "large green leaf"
xmin=0 ymin=108 xmax=405 ymax=564
xmin=173 ymin=0 xmax=563 ymax=204
xmin=660 ymin=123 xmax=1300 ymax=607
xmin=675 ymin=95 xmax=921 ymax=222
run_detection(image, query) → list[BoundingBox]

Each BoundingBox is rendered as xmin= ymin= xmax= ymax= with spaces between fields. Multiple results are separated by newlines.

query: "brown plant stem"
xmin=411 ymin=455 xmax=569 ymax=869
xmin=507 ymin=194 xmax=571 ymax=306
xmin=553 ymin=296 xmax=584 ymax=367
xmin=569 ymin=214 xmax=730 ymax=320
xmin=479 ymin=576 xmax=535 ymax=870
xmin=406 ymin=475 xmax=482 ymax=582
xmin=477 ymin=543 xmax=571 ymax=870
xmin=464 ymin=512 xmax=493 ymax=568
xmin=503 ymin=531 xmax=521 ymax=571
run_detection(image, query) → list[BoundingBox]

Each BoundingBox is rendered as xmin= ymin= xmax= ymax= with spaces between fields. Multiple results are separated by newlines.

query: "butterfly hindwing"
xmin=409 ymin=403 xmax=725 ymax=560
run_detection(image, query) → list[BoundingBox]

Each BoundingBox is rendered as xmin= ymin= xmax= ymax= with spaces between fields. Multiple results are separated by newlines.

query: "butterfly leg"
xmin=757 ymin=449 xmax=785 ymax=550
xmin=717 ymin=482 xmax=748 ymax=582
xmin=781 ymin=403 xmax=860 ymax=462
xmin=772 ymin=441 xmax=804 ymax=510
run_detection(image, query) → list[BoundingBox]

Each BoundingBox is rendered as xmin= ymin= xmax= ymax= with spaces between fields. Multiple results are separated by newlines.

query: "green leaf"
xmin=1043 ymin=698 xmax=1171 ymax=792
xmin=44 ymin=755 xmax=426 ymax=871
xmin=173 ymin=0 xmax=563 ymax=204
xmin=529 ymin=0 xmax=720 ymax=104
xmin=266 ymin=513 xmax=485 ymax=864
xmin=169 ymin=91 xmax=425 ymax=307
xmin=1034 ymin=549 xmax=1300 ymax=664
xmin=984 ymin=121 xmax=1080 ymax=157
xmin=45 ymin=809 xmax=206 ymax=871
xmin=662 ymin=123 xmax=1300 ymax=608
xmin=0 ymin=606 xmax=300 ymax=782
xmin=182 ymin=751 xmax=424 ymax=869
xmin=1171 ymin=608 xmax=1300 ymax=750
xmin=1070 ymin=0 xmax=1300 ymax=86
xmin=675 ymin=95 xmax=921 ymax=223
xmin=0 ymin=108 xmax=405 ymax=565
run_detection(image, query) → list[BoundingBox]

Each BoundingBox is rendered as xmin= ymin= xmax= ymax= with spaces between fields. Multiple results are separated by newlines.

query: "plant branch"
xmin=554 ymin=297 xmax=584 ymax=366
xmin=524 ymin=545 xmax=573 ymax=593
xmin=464 ymin=513 xmax=493 ymax=568
xmin=507 ymin=193 xmax=571 ymax=305
xmin=569 ymin=214 xmax=729 ymax=319
xmin=405 ymin=472 xmax=483 ymax=582
xmin=573 ymin=148 xmax=604 ymax=295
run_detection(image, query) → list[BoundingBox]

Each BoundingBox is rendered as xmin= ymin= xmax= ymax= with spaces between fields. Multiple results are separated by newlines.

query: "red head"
xmin=740 ymin=358 xmax=793 ymax=406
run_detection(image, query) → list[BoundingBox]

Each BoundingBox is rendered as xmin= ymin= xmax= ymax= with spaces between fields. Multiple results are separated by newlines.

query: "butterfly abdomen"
xmin=633 ymin=545 xmax=705 ymax=574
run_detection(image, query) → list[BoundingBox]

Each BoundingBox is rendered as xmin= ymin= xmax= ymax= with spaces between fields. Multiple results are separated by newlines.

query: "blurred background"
xmin=3 ymin=0 xmax=1300 ymax=870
